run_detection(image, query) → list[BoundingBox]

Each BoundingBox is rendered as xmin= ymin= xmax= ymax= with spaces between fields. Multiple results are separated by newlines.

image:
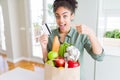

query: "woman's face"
xmin=55 ymin=7 xmax=74 ymax=33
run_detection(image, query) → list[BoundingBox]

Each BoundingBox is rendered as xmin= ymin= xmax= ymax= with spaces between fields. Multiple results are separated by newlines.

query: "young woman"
xmin=40 ymin=0 xmax=105 ymax=79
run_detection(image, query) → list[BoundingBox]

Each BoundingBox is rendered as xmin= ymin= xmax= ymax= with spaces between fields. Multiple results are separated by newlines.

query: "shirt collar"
xmin=67 ymin=27 xmax=74 ymax=37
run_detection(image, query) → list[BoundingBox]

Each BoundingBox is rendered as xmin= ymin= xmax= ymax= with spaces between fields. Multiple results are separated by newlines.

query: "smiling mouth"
xmin=59 ymin=24 xmax=66 ymax=30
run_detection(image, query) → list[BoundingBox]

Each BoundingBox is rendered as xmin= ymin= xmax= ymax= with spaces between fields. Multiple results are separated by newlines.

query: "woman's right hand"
xmin=39 ymin=34 xmax=48 ymax=49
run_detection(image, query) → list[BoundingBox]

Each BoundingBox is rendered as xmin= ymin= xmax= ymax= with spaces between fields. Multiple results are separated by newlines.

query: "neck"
xmin=59 ymin=27 xmax=71 ymax=35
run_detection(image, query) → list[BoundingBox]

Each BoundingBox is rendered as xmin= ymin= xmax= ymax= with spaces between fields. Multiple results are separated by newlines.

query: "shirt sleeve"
xmin=47 ymin=35 xmax=53 ymax=52
xmin=84 ymin=35 xmax=105 ymax=61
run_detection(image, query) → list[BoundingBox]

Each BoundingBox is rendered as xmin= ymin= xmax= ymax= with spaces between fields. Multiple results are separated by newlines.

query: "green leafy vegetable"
xmin=104 ymin=29 xmax=120 ymax=39
xmin=58 ymin=42 xmax=71 ymax=57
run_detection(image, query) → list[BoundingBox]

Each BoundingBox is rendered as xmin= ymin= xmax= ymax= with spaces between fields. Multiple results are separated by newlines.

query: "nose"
xmin=59 ymin=16 xmax=64 ymax=23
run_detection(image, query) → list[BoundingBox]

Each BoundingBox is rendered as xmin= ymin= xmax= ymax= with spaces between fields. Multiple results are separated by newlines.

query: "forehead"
xmin=55 ymin=7 xmax=71 ymax=15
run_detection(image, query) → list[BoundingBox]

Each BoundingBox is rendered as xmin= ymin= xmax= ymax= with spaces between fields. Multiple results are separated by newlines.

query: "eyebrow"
xmin=55 ymin=12 xmax=68 ymax=15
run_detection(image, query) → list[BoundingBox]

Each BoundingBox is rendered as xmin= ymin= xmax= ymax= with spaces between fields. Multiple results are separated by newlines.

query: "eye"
xmin=55 ymin=15 xmax=60 ymax=19
xmin=63 ymin=15 xmax=67 ymax=19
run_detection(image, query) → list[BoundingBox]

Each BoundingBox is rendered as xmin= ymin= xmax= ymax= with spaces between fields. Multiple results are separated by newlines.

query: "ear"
xmin=71 ymin=14 xmax=74 ymax=21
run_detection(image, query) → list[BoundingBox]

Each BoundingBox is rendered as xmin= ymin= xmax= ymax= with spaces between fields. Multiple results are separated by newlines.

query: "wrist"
xmin=87 ymin=30 xmax=95 ymax=37
xmin=41 ymin=43 xmax=47 ymax=49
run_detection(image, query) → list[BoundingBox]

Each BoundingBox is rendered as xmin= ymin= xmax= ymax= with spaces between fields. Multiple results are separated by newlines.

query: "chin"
xmin=61 ymin=29 xmax=66 ymax=32
xmin=59 ymin=26 xmax=69 ymax=33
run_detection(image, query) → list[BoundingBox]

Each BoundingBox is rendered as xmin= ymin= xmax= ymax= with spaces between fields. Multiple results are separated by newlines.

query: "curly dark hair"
xmin=53 ymin=0 xmax=78 ymax=14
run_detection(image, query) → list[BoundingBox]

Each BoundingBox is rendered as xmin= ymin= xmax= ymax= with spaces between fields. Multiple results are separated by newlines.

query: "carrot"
xmin=52 ymin=35 xmax=60 ymax=53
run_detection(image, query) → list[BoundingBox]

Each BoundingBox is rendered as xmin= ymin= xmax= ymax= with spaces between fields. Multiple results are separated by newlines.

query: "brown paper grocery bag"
xmin=44 ymin=63 xmax=80 ymax=80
